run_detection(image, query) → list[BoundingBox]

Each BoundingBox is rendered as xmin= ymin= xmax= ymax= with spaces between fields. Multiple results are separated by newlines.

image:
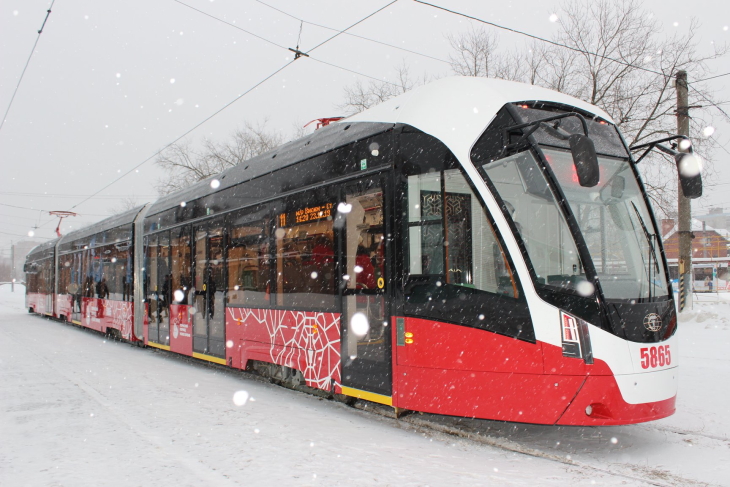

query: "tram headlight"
xmin=560 ymin=311 xmax=593 ymax=364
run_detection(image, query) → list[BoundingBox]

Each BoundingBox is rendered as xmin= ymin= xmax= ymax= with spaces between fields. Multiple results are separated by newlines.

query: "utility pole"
xmin=10 ymin=240 xmax=14 ymax=292
xmin=676 ymin=70 xmax=692 ymax=311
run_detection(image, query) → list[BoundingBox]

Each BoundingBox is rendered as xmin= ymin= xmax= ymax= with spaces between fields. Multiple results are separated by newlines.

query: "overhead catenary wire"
xmin=0 ymin=202 xmax=52 ymax=212
xmin=413 ymin=0 xmax=673 ymax=79
xmin=176 ymin=0 xmax=404 ymax=88
xmin=18 ymin=1 xmax=723 ymax=236
xmin=257 ymin=0 xmax=730 ymax=81
xmin=695 ymin=72 xmax=730 ymax=83
xmin=66 ymin=0 xmax=399 ymax=213
xmin=254 ymin=0 xmax=450 ymax=65
xmin=414 ymin=0 xmax=730 ymax=119
xmin=68 ymin=60 xmax=295 ymax=212
xmin=0 ymin=230 xmax=43 ymax=238
xmin=688 ymin=84 xmax=730 ymax=123
xmin=308 ymin=57 xmax=402 ymax=87
xmin=0 ymin=220 xmax=57 ymax=230
xmin=304 ymin=0 xmax=399 ymax=54
xmin=0 ymin=0 xmax=56 ymax=133
xmin=173 ymin=0 xmax=288 ymax=50
xmin=0 ymin=201 xmax=107 ymax=217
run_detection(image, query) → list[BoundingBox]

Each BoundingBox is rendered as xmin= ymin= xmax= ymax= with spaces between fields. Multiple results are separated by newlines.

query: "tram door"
xmin=146 ymin=232 xmax=171 ymax=346
xmin=146 ymin=234 xmax=160 ymax=344
xmin=340 ymin=176 xmax=392 ymax=397
xmin=193 ymin=224 xmax=226 ymax=358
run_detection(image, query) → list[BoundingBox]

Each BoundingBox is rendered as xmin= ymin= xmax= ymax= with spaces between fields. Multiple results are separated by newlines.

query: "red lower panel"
xmin=397 ymin=317 xmax=544 ymax=373
xmin=56 ymin=294 xmax=73 ymax=321
xmin=143 ymin=302 xmax=149 ymax=342
xmin=80 ymin=298 xmax=134 ymax=340
xmin=169 ymin=304 xmax=193 ymax=355
xmin=27 ymin=293 xmax=50 ymax=315
xmin=226 ymin=308 xmax=341 ymax=391
xmin=393 ymin=365 xmax=585 ymax=424
xmin=557 ymin=375 xmax=676 ymax=425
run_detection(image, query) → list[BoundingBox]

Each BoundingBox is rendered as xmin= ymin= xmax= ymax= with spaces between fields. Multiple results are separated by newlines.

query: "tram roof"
xmin=57 ymin=205 xmax=147 ymax=246
xmin=25 ymin=78 xmax=615 ymax=255
xmin=26 ymin=238 xmax=59 ymax=260
xmin=146 ymin=121 xmax=394 ymax=217
xmin=345 ymin=76 xmax=612 ymax=163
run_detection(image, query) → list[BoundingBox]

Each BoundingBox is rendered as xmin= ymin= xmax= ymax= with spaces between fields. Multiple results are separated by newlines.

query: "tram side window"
xmin=171 ymin=226 xmax=192 ymax=305
xmin=399 ymin=129 xmax=533 ymax=340
xmin=106 ymin=243 xmax=131 ymax=301
xmin=88 ymin=244 xmax=111 ymax=300
xmin=81 ymin=248 xmax=93 ymax=297
xmin=146 ymin=235 xmax=159 ymax=320
xmin=29 ymin=261 xmax=41 ymax=294
xmin=34 ymin=260 xmax=43 ymax=294
xmin=274 ymin=189 xmax=337 ymax=310
xmin=29 ymin=260 xmax=43 ymax=294
xmin=228 ymin=213 xmax=271 ymax=307
xmin=406 ymin=169 xmax=518 ymax=298
xmin=158 ymin=232 xmax=172 ymax=314
xmin=71 ymin=252 xmax=83 ymax=298
xmin=59 ymin=254 xmax=72 ymax=295
xmin=42 ymin=258 xmax=54 ymax=295
xmin=26 ymin=265 xmax=37 ymax=293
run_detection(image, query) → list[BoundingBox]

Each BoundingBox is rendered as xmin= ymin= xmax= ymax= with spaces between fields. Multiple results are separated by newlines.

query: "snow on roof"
xmin=345 ymin=76 xmax=612 ymax=165
xmin=664 ymin=217 xmax=730 ymax=241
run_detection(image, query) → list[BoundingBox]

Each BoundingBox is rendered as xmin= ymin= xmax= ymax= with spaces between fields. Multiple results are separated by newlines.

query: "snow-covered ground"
xmin=1 ymin=285 xmax=728 ymax=487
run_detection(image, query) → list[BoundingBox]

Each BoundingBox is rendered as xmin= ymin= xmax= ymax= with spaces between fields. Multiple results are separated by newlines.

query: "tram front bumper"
xmin=556 ymin=368 xmax=678 ymax=425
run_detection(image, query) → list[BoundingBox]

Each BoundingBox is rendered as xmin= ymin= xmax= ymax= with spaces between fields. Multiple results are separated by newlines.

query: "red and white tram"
xmin=25 ymin=77 xmax=700 ymax=425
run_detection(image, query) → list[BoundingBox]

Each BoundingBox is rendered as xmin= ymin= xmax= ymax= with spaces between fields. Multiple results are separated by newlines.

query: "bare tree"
xmin=447 ymin=27 xmax=527 ymax=82
xmin=543 ymin=1 xmax=727 ymax=215
xmin=338 ymin=62 xmax=431 ymax=115
xmin=155 ymin=122 xmax=283 ymax=195
xmin=107 ymin=196 xmax=140 ymax=215
xmin=384 ymin=0 xmax=727 ymax=217
xmin=447 ymin=28 xmax=502 ymax=78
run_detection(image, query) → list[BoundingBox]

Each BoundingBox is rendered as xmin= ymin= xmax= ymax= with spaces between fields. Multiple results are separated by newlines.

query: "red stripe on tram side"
xmin=56 ymin=294 xmax=73 ymax=322
xmin=226 ymin=308 xmax=342 ymax=392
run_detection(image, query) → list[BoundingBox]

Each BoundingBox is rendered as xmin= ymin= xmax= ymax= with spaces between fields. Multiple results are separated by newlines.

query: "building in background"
xmin=663 ymin=209 xmax=730 ymax=293
xmin=0 ymin=240 xmax=38 ymax=284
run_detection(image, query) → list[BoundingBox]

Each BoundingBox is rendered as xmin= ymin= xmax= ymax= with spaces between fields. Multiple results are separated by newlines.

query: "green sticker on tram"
xmin=396 ymin=318 xmax=405 ymax=347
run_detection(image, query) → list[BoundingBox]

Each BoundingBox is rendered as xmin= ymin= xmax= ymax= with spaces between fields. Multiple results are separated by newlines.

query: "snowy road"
xmin=1 ymin=286 xmax=728 ymax=486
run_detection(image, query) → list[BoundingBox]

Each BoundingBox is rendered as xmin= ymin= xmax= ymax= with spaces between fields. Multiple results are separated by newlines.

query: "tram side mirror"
xmin=611 ymin=176 xmax=625 ymax=198
xmin=569 ymin=134 xmax=599 ymax=187
xmin=675 ymin=153 xmax=703 ymax=199
xmin=600 ymin=176 xmax=625 ymax=205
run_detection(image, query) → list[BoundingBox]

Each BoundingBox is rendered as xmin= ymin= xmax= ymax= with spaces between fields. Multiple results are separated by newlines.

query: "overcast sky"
xmin=1 ymin=0 xmax=729 ymax=253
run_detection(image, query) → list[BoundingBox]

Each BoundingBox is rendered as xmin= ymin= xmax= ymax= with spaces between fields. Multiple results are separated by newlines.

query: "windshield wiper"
xmin=630 ymin=202 xmax=661 ymax=299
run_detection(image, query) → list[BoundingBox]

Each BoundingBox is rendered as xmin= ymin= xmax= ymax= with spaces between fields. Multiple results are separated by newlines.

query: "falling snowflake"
xmin=233 ymin=390 xmax=249 ymax=406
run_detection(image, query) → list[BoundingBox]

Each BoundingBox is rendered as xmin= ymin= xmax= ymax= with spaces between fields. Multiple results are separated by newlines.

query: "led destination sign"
xmin=279 ymin=202 xmax=334 ymax=227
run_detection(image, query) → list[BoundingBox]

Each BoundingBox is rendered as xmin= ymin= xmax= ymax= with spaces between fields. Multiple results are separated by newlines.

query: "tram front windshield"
xmin=482 ymin=149 xmax=669 ymax=300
